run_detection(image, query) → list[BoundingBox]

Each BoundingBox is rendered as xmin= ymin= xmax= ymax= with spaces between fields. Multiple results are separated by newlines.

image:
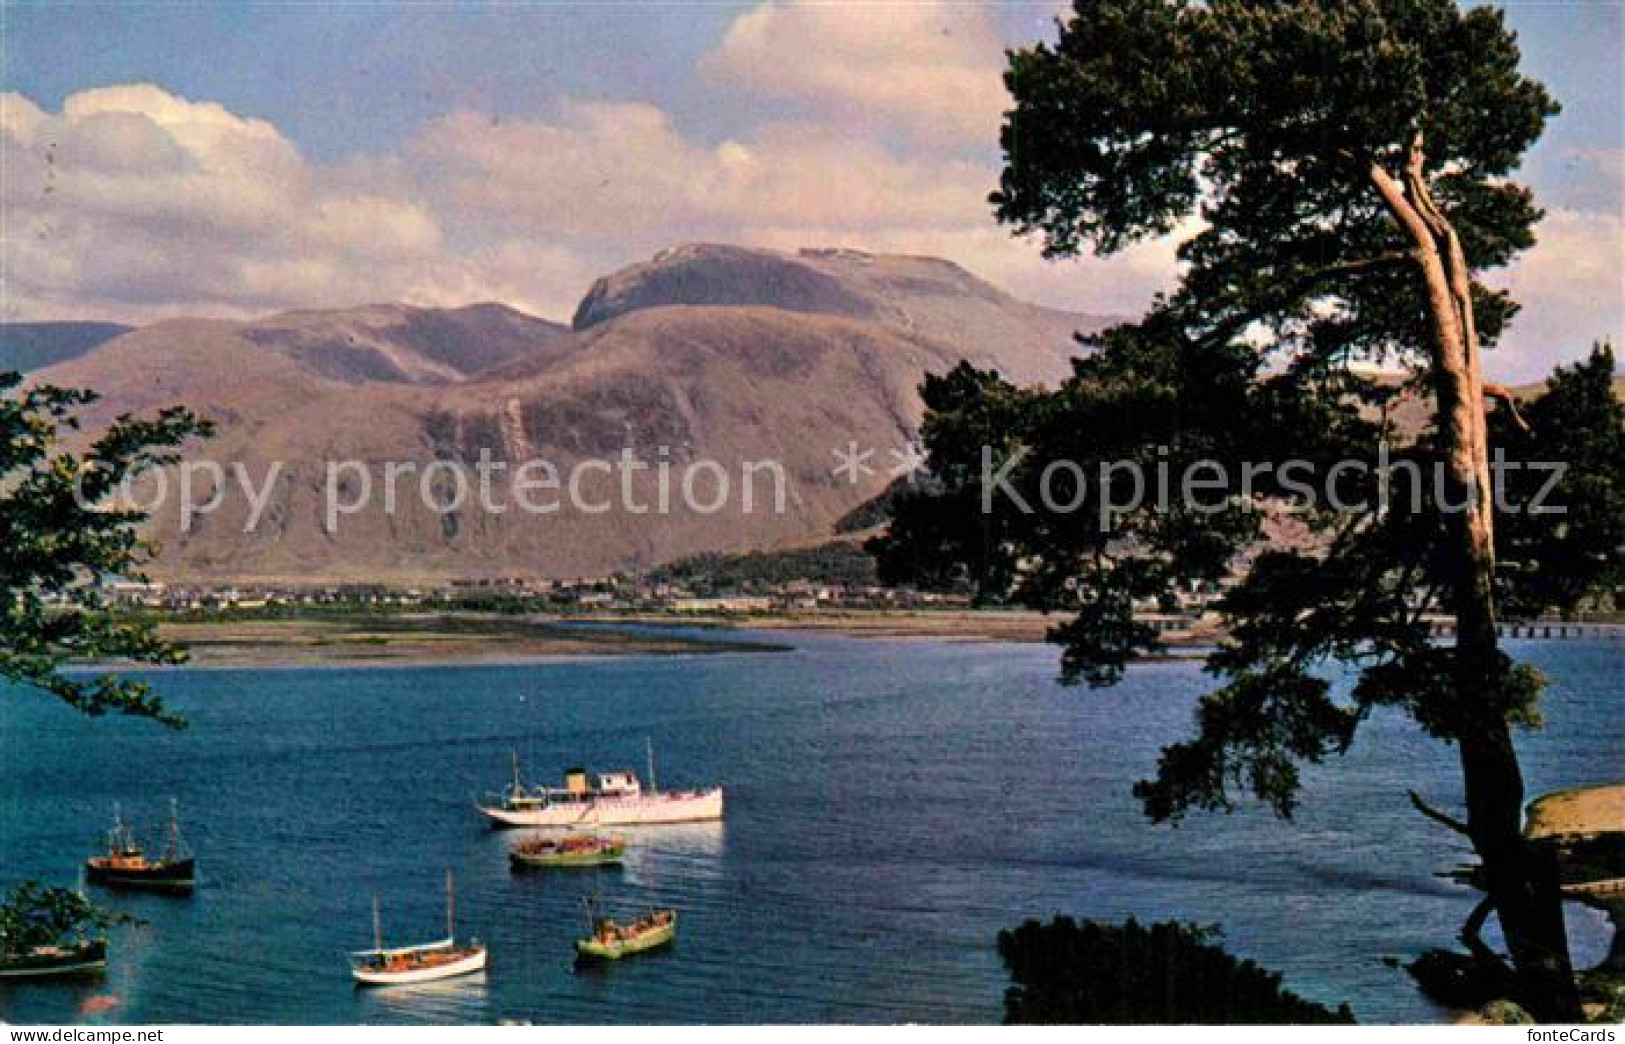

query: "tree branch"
xmin=1315 ymin=252 xmax=1417 ymax=276
xmin=1369 ymin=156 xmax=1436 ymax=257
xmin=1188 ymin=253 xmax=1416 ymax=353
xmin=1410 ymin=789 xmax=1472 ymax=837
xmin=1460 ymin=894 xmax=1514 ymax=974
xmin=1483 ymin=382 xmax=1531 ymax=433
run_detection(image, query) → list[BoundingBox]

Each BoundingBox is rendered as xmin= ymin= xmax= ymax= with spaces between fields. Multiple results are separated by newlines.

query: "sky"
xmin=2 ymin=0 xmax=1620 ymax=381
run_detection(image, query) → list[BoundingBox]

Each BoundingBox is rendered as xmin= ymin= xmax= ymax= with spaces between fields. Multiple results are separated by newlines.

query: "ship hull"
xmin=481 ymin=788 xmax=723 ymax=828
xmin=86 ymin=857 xmax=195 ymax=892
xmin=575 ymin=920 xmax=676 ymax=962
xmin=351 ymin=947 xmax=487 ymax=986
xmin=510 ymin=846 xmax=625 ymax=869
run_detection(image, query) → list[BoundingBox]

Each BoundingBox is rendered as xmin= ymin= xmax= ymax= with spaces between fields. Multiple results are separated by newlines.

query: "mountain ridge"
xmin=28 ymin=244 xmax=1108 ymax=583
xmin=1 ymin=320 xmax=134 ymax=373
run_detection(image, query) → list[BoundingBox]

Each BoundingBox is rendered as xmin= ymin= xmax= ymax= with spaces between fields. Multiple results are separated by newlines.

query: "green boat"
xmin=0 ymin=939 xmax=107 ymax=979
xmin=574 ymin=908 xmax=676 ymax=961
xmin=510 ymin=835 xmax=626 ymax=869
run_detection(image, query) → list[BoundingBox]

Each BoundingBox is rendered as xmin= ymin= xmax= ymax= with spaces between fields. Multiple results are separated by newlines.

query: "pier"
xmin=1424 ymin=620 xmax=1625 ymax=640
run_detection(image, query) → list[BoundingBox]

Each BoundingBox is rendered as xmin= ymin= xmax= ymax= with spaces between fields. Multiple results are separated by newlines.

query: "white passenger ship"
xmin=478 ymin=745 xmax=724 ymax=828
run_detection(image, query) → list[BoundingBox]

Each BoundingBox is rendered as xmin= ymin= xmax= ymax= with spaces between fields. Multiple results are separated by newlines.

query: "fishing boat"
xmin=0 ymin=939 xmax=107 ymax=979
xmin=349 ymin=871 xmax=487 ymax=986
xmin=85 ymin=802 xmax=195 ymax=893
xmin=510 ymin=834 xmax=626 ymax=869
xmin=479 ymin=742 xmax=723 ymax=828
xmin=574 ymin=905 xmax=677 ymax=962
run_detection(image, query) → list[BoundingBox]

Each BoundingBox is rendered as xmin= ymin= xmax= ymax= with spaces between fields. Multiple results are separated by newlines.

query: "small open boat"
xmin=574 ymin=906 xmax=677 ymax=962
xmin=510 ymin=834 xmax=626 ymax=869
xmin=85 ymin=802 xmax=194 ymax=893
xmin=350 ymin=871 xmax=486 ymax=986
xmin=0 ymin=939 xmax=107 ymax=979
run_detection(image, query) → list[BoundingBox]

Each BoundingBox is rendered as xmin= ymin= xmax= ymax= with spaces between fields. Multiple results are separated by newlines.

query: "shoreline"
xmin=145 ymin=613 xmax=790 ymax=669
xmin=579 ymin=607 xmax=1223 ymax=646
xmin=107 ymin=606 xmax=1618 ymax=670
xmin=1526 ymin=783 xmax=1625 ymax=840
xmin=120 ymin=608 xmax=1220 ymax=669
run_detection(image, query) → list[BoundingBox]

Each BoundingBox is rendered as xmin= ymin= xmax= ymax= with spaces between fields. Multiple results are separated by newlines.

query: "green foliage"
xmin=874 ymin=0 xmax=1625 ymax=827
xmin=1407 ymin=947 xmax=1520 ymax=1012
xmin=1 ymin=371 xmax=212 ymax=726
xmin=1494 ymin=346 xmax=1625 ymax=618
xmin=0 ymin=882 xmax=129 ymax=953
xmin=996 ymin=0 xmax=1553 ymax=363
xmin=999 ymin=916 xmax=1355 ymax=1024
xmin=649 ymin=542 xmax=878 ymax=593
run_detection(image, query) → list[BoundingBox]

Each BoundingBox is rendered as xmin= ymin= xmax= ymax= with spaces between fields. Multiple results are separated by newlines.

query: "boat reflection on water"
xmin=353 ymin=969 xmax=491 ymax=1024
xmin=612 ymin=821 xmax=726 ymax=886
xmin=621 ymin=821 xmax=726 ymax=855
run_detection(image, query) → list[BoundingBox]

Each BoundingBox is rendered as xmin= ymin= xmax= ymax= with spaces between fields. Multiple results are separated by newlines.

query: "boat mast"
xmin=167 ymin=798 xmax=182 ymax=860
xmin=372 ymin=895 xmax=383 ymax=953
xmin=646 ymin=738 xmax=658 ymax=794
xmin=446 ymin=868 xmax=456 ymax=940
xmin=109 ymin=802 xmax=133 ymax=854
xmin=511 ymin=749 xmax=522 ymax=795
xmin=581 ymin=891 xmax=599 ymax=933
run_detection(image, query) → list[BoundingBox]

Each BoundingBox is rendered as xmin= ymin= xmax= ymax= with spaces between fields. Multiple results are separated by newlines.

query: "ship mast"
xmin=581 ymin=886 xmax=602 ymax=933
xmin=446 ymin=868 xmax=456 ymax=940
xmin=372 ymin=895 xmax=383 ymax=953
xmin=646 ymin=738 xmax=658 ymax=795
xmin=167 ymin=798 xmax=182 ymax=860
xmin=511 ymin=749 xmax=522 ymax=795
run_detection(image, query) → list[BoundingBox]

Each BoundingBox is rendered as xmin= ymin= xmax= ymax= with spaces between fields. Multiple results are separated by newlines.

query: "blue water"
xmin=1 ymin=632 xmax=1619 ymax=1024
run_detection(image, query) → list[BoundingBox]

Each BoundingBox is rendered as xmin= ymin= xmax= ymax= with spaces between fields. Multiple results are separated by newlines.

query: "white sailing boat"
xmin=349 ymin=870 xmax=486 ymax=986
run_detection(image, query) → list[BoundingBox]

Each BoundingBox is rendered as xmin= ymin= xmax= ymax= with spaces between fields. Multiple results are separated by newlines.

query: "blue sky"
xmin=3 ymin=1 xmax=1620 ymax=380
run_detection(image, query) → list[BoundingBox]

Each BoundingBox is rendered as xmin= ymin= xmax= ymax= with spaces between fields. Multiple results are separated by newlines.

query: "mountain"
xmin=236 ymin=302 xmax=571 ymax=384
xmin=33 ymin=245 xmax=1106 ymax=584
xmin=572 ymin=244 xmax=1090 ymax=385
xmin=1 ymin=321 xmax=132 ymax=373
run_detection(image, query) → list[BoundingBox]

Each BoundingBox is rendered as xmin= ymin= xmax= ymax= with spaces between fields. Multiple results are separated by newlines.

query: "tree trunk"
xmin=1371 ymin=141 xmax=1583 ymax=1022
xmin=1599 ymin=902 xmax=1625 ymax=975
xmin=1456 ymin=717 xmax=1580 ymax=1020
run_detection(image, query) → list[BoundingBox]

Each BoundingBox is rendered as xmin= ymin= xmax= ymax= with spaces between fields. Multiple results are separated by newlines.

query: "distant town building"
xmin=672 ymin=595 xmax=776 ymax=613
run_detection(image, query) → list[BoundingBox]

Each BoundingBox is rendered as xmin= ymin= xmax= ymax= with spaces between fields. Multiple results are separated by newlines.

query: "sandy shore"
xmin=582 ymin=608 xmax=1221 ymax=646
xmin=1526 ymin=783 xmax=1625 ymax=840
xmin=156 ymin=614 xmax=785 ymax=668
xmin=142 ymin=608 xmax=1220 ymax=668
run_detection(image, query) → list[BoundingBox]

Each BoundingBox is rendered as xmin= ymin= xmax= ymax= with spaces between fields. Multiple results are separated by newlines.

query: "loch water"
xmin=2 ymin=632 xmax=1619 ymax=1024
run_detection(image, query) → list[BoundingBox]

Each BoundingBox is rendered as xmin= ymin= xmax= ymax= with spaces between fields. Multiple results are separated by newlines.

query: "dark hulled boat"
xmin=85 ymin=803 xmax=195 ymax=893
xmin=0 ymin=939 xmax=107 ymax=979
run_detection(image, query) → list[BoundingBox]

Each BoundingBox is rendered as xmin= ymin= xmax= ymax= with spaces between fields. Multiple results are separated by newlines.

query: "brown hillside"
xmin=36 ymin=245 xmax=1106 ymax=584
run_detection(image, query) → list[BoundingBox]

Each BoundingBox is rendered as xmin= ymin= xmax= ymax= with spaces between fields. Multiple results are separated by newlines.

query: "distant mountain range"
xmin=1 ymin=321 xmax=133 ymax=373
xmin=13 ymin=245 xmax=1107 ymax=584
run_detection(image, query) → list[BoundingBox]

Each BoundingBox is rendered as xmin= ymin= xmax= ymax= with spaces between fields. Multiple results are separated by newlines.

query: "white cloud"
xmin=700 ymin=0 xmax=1009 ymax=149
xmin=1 ymin=85 xmax=455 ymax=321
xmin=1490 ymin=207 xmax=1625 ymax=382
xmin=2 ymin=68 xmax=1612 ymax=383
xmin=402 ymin=101 xmax=1177 ymax=321
xmin=0 ymin=78 xmax=1171 ymax=326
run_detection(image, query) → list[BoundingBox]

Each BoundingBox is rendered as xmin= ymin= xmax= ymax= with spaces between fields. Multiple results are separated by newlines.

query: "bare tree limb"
xmin=1483 ymin=382 xmax=1531 ymax=433
xmin=1460 ymin=894 xmax=1514 ymax=974
xmin=1410 ymin=789 xmax=1472 ymax=837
